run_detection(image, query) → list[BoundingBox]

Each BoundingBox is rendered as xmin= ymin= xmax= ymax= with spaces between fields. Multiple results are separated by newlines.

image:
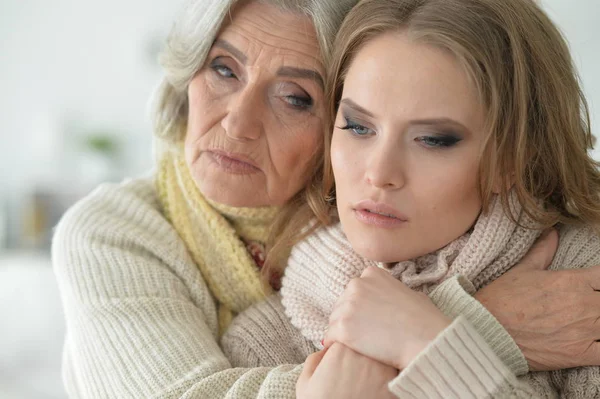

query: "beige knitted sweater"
xmin=54 ymin=177 xmax=307 ymax=398
xmin=222 ymin=213 xmax=600 ymax=398
xmin=53 ymin=176 xmax=600 ymax=398
xmin=54 ymin=177 xmax=509 ymax=398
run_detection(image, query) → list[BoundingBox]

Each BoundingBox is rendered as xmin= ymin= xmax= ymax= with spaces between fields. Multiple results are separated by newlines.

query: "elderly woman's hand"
xmin=475 ymin=229 xmax=600 ymax=371
xmin=297 ymin=343 xmax=397 ymax=399
xmin=322 ymin=266 xmax=452 ymax=370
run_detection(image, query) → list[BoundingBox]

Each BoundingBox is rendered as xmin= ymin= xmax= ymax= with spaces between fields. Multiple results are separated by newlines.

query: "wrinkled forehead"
xmin=217 ymin=1 xmax=323 ymax=71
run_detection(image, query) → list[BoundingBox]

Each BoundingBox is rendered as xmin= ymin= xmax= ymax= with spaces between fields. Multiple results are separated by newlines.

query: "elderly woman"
xmin=52 ymin=0 xmax=600 ymax=397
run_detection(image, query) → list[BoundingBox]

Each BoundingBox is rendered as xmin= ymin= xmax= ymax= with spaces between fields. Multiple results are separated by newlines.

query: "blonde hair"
xmin=266 ymin=0 xmax=600 ymax=274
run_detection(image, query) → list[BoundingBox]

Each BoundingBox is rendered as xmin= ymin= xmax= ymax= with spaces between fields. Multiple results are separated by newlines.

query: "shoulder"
xmin=552 ymin=223 xmax=600 ymax=270
xmin=52 ymin=176 xmax=208 ymax=306
xmin=53 ymin=176 xmax=184 ymax=262
xmin=288 ymin=222 xmax=365 ymax=269
xmin=56 ymin=176 xmax=165 ymax=235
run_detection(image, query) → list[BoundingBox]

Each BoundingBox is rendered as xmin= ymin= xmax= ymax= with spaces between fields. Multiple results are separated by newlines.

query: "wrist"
xmin=397 ymin=316 xmax=452 ymax=369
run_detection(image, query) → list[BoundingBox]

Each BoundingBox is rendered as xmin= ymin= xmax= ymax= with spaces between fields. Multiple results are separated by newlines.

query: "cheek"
xmin=416 ymin=161 xmax=482 ymax=226
xmin=331 ymin=133 xmax=360 ymax=190
xmin=272 ymin=120 xmax=323 ymax=176
xmin=186 ymin=74 xmax=221 ymax=144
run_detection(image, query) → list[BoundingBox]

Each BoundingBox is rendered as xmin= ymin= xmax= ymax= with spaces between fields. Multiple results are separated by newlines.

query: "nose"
xmin=221 ymin=84 xmax=263 ymax=142
xmin=364 ymin=142 xmax=405 ymax=190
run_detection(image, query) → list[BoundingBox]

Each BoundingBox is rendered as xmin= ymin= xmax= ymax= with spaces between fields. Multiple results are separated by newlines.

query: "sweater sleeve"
xmin=222 ymin=294 xmax=543 ymax=398
xmin=429 ymin=276 xmax=528 ymax=375
xmin=388 ymin=316 xmax=544 ymax=398
xmin=221 ymin=294 xmax=315 ymax=367
xmin=52 ymin=178 xmax=302 ymax=399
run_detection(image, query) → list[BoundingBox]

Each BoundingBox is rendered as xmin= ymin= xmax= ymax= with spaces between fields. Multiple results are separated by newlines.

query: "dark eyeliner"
xmin=338 ymin=116 xmax=372 ymax=136
xmin=418 ymin=134 xmax=462 ymax=148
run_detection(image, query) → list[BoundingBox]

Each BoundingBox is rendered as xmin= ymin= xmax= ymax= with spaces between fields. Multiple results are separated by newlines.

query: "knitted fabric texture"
xmin=281 ymin=193 xmax=540 ymax=346
xmin=156 ymin=148 xmax=278 ymax=333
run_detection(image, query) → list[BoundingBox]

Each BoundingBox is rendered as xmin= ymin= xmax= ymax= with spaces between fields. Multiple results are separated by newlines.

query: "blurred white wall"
xmin=0 ymin=0 xmax=185 ymax=247
xmin=543 ymin=0 xmax=600 ymax=158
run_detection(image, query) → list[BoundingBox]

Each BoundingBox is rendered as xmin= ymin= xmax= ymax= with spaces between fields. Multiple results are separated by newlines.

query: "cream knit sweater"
xmin=53 ymin=176 xmax=600 ymax=398
xmin=54 ymin=177 xmax=305 ymax=398
xmin=222 ymin=218 xmax=600 ymax=398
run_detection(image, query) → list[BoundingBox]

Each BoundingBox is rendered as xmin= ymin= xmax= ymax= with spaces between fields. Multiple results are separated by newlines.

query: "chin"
xmin=347 ymin=236 xmax=399 ymax=263
xmin=197 ymin=181 xmax=258 ymax=208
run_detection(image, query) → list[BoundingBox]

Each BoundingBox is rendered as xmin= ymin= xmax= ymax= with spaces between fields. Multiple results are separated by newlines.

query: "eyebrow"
xmin=409 ymin=118 xmax=470 ymax=133
xmin=212 ymin=40 xmax=324 ymax=91
xmin=340 ymin=98 xmax=375 ymax=118
xmin=213 ymin=39 xmax=248 ymax=64
xmin=277 ymin=66 xmax=324 ymax=91
xmin=340 ymin=98 xmax=471 ymax=133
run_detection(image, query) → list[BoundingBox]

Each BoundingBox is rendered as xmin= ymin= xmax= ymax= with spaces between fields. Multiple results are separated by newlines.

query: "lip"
xmin=353 ymin=199 xmax=408 ymax=228
xmin=205 ymin=150 xmax=261 ymax=175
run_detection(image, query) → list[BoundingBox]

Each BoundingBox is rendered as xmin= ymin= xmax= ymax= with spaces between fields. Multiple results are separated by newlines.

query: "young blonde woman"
xmin=221 ymin=0 xmax=600 ymax=397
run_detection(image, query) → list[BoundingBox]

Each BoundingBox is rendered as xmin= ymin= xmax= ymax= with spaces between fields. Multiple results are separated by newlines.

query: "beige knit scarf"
xmin=281 ymin=193 xmax=541 ymax=344
xmin=156 ymin=148 xmax=278 ymax=334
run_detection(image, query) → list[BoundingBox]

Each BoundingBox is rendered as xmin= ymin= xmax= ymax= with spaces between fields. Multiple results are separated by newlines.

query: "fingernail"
xmin=320 ymin=339 xmax=324 ymax=346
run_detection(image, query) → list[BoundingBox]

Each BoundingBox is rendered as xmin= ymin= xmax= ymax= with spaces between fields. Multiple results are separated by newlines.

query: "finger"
xmin=302 ymin=349 xmax=328 ymax=378
xmin=581 ymin=341 xmax=600 ymax=367
xmin=513 ymin=228 xmax=558 ymax=271
xmin=360 ymin=265 xmax=387 ymax=279
xmin=581 ymin=265 xmax=600 ymax=291
xmin=325 ymin=298 xmax=357 ymax=349
xmin=323 ymin=319 xmax=354 ymax=352
xmin=322 ymin=321 xmax=339 ymax=350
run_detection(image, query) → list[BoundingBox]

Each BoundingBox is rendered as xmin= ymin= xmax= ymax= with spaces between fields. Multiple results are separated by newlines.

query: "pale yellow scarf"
xmin=156 ymin=149 xmax=278 ymax=334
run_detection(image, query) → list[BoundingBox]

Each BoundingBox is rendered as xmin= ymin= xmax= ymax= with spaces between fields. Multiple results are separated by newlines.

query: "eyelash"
xmin=416 ymin=135 xmax=462 ymax=148
xmin=339 ymin=117 xmax=462 ymax=148
xmin=339 ymin=117 xmax=373 ymax=136
xmin=284 ymin=95 xmax=313 ymax=110
xmin=209 ymin=61 xmax=236 ymax=79
xmin=209 ymin=58 xmax=313 ymax=112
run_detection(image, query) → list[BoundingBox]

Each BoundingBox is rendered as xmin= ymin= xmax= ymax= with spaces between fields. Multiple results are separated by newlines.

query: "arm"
xmin=53 ymin=179 xmax=304 ymax=399
xmin=324 ymin=267 xmax=547 ymax=398
xmin=221 ymin=294 xmax=316 ymax=367
xmin=222 ymin=295 xmax=398 ymax=399
xmin=388 ymin=316 xmax=544 ymax=398
xmin=472 ymin=228 xmax=600 ymax=371
xmin=222 ymin=282 xmax=540 ymax=398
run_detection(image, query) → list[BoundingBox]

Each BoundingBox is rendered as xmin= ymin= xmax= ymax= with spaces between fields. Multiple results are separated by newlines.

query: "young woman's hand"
xmin=323 ymin=266 xmax=451 ymax=370
xmin=297 ymin=343 xmax=398 ymax=399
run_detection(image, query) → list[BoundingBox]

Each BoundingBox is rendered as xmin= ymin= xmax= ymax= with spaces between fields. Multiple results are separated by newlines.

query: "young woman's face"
xmin=332 ymin=32 xmax=487 ymax=263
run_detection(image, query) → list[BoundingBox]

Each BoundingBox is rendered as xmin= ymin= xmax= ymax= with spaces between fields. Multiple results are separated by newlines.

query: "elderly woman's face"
xmin=185 ymin=1 xmax=325 ymax=207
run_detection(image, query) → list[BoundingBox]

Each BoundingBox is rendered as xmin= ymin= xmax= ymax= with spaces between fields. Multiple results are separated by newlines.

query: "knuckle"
xmin=362 ymin=266 xmax=379 ymax=277
xmin=345 ymin=278 xmax=361 ymax=294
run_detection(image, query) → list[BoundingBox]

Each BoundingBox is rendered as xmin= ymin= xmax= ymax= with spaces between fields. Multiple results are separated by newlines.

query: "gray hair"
xmin=152 ymin=0 xmax=358 ymax=151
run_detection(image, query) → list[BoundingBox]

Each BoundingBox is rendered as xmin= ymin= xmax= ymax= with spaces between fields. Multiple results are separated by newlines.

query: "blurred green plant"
xmin=81 ymin=133 xmax=119 ymax=156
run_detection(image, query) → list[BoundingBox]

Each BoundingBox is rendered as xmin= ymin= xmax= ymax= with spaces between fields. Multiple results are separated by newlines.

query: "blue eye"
xmin=209 ymin=59 xmax=236 ymax=79
xmin=417 ymin=135 xmax=461 ymax=148
xmin=339 ymin=117 xmax=374 ymax=136
xmin=285 ymin=95 xmax=313 ymax=110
